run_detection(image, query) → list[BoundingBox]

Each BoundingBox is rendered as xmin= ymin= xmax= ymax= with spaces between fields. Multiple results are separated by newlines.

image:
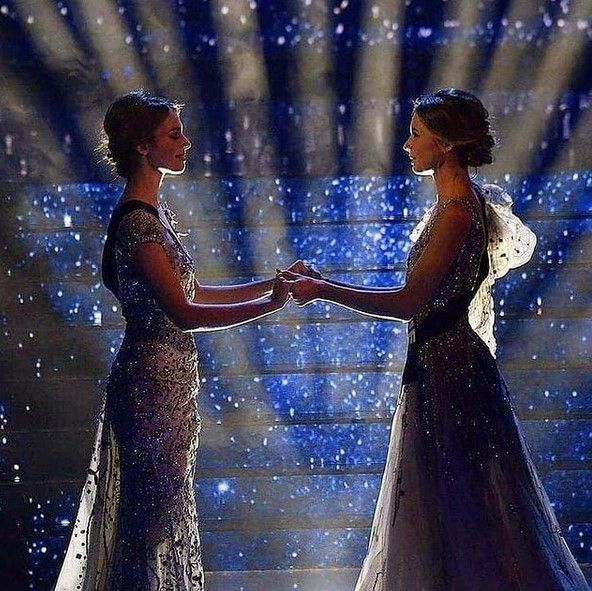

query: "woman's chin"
xmin=411 ymin=164 xmax=434 ymax=177
xmin=159 ymin=163 xmax=186 ymax=176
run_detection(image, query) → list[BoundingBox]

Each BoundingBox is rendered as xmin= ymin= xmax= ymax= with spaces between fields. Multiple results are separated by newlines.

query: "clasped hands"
xmin=271 ymin=260 xmax=325 ymax=308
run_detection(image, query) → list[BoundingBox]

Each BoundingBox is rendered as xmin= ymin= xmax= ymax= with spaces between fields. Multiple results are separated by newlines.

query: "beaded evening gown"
xmin=54 ymin=202 xmax=204 ymax=590
xmin=354 ymin=186 xmax=590 ymax=591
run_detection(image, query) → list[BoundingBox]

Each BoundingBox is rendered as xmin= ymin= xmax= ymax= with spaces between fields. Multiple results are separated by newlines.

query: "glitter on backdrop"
xmin=0 ymin=1 xmax=591 ymax=590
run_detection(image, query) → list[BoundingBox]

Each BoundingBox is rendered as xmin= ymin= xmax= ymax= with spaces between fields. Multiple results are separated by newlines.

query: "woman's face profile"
xmin=403 ymin=113 xmax=447 ymax=176
xmin=143 ymin=110 xmax=191 ymax=175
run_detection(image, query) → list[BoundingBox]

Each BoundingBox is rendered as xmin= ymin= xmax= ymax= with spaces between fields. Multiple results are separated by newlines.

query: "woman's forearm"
xmin=194 ymin=277 xmax=274 ymax=304
xmin=177 ymin=294 xmax=283 ymax=332
xmin=324 ymin=276 xmax=403 ymax=291
xmin=318 ymin=281 xmax=413 ymax=322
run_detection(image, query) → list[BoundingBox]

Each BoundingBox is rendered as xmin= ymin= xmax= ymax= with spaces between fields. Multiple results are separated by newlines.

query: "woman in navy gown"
xmin=282 ymin=88 xmax=590 ymax=590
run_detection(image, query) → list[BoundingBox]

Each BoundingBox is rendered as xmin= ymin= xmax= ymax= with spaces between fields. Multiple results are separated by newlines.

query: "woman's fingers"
xmin=271 ymin=274 xmax=295 ymax=306
xmin=287 ymin=259 xmax=309 ymax=275
xmin=286 ymin=259 xmax=321 ymax=278
xmin=278 ymin=269 xmax=303 ymax=281
xmin=288 ymin=278 xmax=316 ymax=307
xmin=275 ymin=272 xmax=320 ymax=307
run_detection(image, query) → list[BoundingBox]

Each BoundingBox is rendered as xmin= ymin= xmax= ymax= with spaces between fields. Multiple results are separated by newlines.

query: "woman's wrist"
xmin=268 ymin=291 xmax=287 ymax=312
xmin=269 ymin=295 xmax=281 ymax=312
xmin=317 ymin=279 xmax=332 ymax=301
xmin=261 ymin=277 xmax=275 ymax=293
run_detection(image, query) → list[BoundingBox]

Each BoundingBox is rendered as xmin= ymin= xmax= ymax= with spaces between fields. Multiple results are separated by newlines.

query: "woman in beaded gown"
xmin=54 ymin=90 xmax=297 ymax=590
xmin=281 ymin=89 xmax=590 ymax=590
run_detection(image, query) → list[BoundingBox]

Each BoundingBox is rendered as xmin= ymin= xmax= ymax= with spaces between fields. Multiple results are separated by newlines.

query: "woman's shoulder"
xmin=435 ymin=195 xmax=478 ymax=224
xmin=115 ymin=204 xmax=167 ymax=249
xmin=440 ymin=189 xmax=481 ymax=210
xmin=438 ymin=191 xmax=484 ymax=226
xmin=118 ymin=205 xmax=159 ymax=226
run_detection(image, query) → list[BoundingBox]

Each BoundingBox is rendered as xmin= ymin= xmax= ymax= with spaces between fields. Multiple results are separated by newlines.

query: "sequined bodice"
xmin=115 ymin=207 xmax=195 ymax=348
xmin=407 ymin=195 xmax=486 ymax=327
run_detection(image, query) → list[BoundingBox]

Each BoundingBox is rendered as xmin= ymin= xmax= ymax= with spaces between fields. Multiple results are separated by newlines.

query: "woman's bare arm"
xmin=135 ymin=243 xmax=290 ymax=331
xmin=284 ymin=202 xmax=472 ymax=321
xmin=317 ymin=276 xmax=404 ymax=292
xmin=193 ymin=279 xmax=274 ymax=304
xmin=192 ymin=260 xmax=310 ymax=304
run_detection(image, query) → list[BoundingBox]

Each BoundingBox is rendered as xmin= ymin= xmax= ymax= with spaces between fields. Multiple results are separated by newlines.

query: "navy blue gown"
xmin=354 ymin=189 xmax=590 ymax=591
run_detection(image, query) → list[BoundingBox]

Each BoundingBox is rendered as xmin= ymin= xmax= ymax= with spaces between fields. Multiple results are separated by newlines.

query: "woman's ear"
xmin=135 ymin=142 xmax=149 ymax=156
xmin=436 ymin=138 xmax=454 ymax=153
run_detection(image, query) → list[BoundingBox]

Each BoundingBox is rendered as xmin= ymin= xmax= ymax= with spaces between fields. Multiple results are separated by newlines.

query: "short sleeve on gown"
xmin=116 ymin=209 xmax=168 ymax=258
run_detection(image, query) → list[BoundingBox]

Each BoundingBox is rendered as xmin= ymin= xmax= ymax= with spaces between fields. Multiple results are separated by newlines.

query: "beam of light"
xmin=427 ymin=0 xmax=495 ymax=91
xmin=13 ymin=0 xmax=85 ymax=70
xmin=292 ymin=0 xmax=337 ymax=176
xmin=208 ymin=0 xmax=289 ymax=266
xmin=209 ymin=0 xmax=275 ymax=174
xmin=205 ymin=1 xmax=294 ymax=438
xmin=553 ymin=94 xmax=592 ymax=171
xmin=209 ymin=0 xmax=271 ymax=104
xmin=0 ymin=60 xmax=69 ymax=181
xmin=132 ymin=0 xmax=201 ymax=107
xmin=14 ymin=0 xmax=158 ymax=177
xmin=69 ymin=0 xmax=150 ymax=95
xmin=348 ymin=3 xmax=409 ymax=435
xmin=206 ymin=0 xmax=284 ymax=303
xmin=10 ymin=0 xmax=88 ymax=164
xmin=206 ymin=0 xmax=291 ymax=282
xmin=11 ymin=1 xmax=110 ymax=174
xmin=289 ymin=0 xmax=339 ymax=336
xmin=200 ymin=2 xmax=301 ymax=494
xmin=482 ymin=0 xmax=590 ymax=174
xmin=481 ymin=1 xmax=544 ymax=99
xmin=350 ymin=0 xmax=404 ymax=175
xmin=480 ymin=2 xmax=590 ymax=383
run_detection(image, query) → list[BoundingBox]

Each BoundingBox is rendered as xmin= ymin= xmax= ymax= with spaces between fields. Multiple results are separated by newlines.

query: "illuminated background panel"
xmin=0 ymin=1 xmax=591 ymax=590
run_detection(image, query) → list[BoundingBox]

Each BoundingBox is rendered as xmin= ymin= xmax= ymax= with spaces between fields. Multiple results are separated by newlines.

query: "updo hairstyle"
xmin=101 ymin=90 xmax=181 ymax=178
xmin=413 ymin=88 xmax=496 ymax=168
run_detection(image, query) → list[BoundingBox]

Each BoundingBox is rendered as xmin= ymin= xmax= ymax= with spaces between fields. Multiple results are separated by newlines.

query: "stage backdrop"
xmin=0 ymin=1 xmax=591 ymax=590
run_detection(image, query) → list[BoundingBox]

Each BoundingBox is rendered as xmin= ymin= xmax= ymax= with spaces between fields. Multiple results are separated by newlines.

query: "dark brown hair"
xmin=413 ymin=88 xmax=496 ymax=168
xmin=101 ymin=90 xmax=181 ymax=178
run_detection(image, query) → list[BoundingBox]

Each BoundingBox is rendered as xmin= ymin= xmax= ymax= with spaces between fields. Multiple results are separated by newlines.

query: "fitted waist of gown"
xmin=403 ymin=299 xmax=474 ymax=385
xmin=407 ymin=306 xmax=470 ymax=347
xmin=122 ymin=315 xmax=196 ymax=352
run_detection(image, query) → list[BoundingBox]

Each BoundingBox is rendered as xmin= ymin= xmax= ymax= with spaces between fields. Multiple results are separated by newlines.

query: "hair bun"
xmin=413 ymin=88 xmax=496 ymax=168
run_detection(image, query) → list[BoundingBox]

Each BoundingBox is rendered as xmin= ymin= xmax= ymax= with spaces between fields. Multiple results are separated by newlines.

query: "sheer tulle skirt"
xmin=355 ymin=325 xmax=590 ymax=591
xmin=53 ymin=408 xmax=119 ymax=590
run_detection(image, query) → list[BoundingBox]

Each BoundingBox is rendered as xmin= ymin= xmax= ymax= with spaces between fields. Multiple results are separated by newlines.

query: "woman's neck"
xmin=433 ymin=160 xmax=473 ymax=205
xmin=120 ymin=167 xmax=164 ymax=208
